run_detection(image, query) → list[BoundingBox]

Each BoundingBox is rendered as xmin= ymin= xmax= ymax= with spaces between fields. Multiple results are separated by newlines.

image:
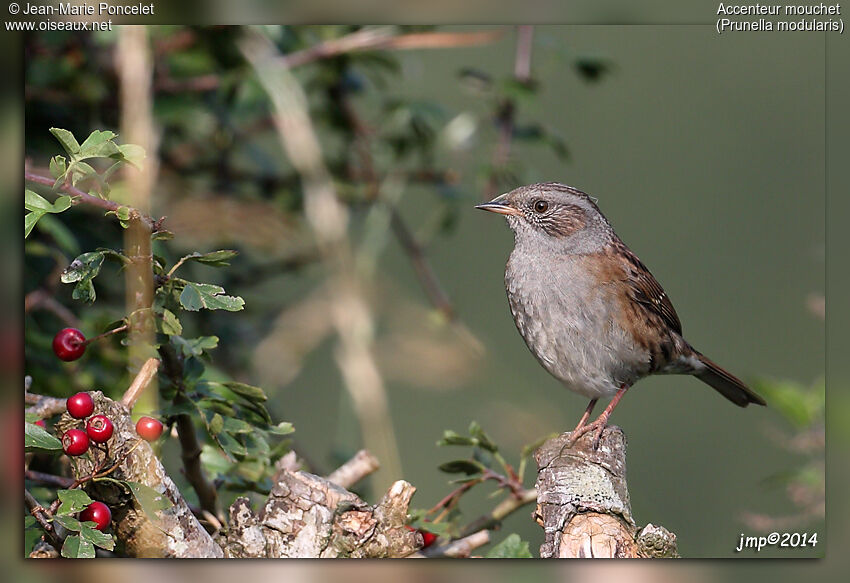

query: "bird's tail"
xmin=693 ymin=352 xmax=766 ymax=407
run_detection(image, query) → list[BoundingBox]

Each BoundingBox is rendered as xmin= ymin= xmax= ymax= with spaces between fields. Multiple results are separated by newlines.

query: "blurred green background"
xmin=23 ymin=25 xmax=824 ymax=558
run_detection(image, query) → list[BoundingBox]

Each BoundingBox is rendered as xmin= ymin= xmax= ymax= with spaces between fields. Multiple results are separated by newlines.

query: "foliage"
xmin=24 ymin=127 xmax=294 ymax=557
xmin=23 ymin=26 xmax=613 ymax=558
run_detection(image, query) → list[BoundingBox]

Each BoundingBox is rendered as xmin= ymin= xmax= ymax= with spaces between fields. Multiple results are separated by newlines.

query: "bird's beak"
xmin=475 ymin=194 xmax=520 ymax=216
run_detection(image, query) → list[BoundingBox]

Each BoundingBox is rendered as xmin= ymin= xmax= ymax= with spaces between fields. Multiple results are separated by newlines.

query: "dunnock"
xmin=476 ymin=182 xmax=765 ymax=447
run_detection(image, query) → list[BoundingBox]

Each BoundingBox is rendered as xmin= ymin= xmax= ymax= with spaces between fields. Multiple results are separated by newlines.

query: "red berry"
xmin=52 ymin=328 xmax=86 ymax=361
xmin=62 ymin=429 xmax=89 ymax=456
xmin=420 ymin=530 xmax=438 ymax=548
xmin=135 ymin=416 xmax=163 ymax=441
xmin=86 ymin=414 xmax=114 ymax=443
xmin=79 ymin=501 xmax=111 ymax=531
xmin=34 ymin=420 xmax=46 ymax=428
xmin=66 ymin=392 xmax=94 ymax=419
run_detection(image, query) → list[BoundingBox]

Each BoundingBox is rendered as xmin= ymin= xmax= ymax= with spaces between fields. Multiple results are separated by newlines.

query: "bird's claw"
xmin=567 ymin=416 xmax=609 ymax=450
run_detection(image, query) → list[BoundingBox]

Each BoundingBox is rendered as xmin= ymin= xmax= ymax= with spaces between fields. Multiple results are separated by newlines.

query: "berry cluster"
xmin=40 ymin=328 xmax=167 ymax=536
xmin=55 ymin=389 xmax=164 ymax=532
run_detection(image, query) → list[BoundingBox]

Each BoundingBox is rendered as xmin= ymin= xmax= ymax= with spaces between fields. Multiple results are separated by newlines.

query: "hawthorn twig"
xmin=459 ymin=488 xmax=537 ymax=538
xmin=24 ymin=289 xmax=80 ymax=327
xmin=158 ymin=344 xmax=219 ymax=517
xmin=24 ymin=171 xmax=156 ymax=231
xmin=25 ymin=489 xmax=63 ymax=548
xmin=120 ymin=357 xmax=160 ymax=409
xmin=85 ymin=323 xmax=129 ymax=346
xmin=25 ymin=470 xmax=75 ymax=489
xmin=326 ymin=449 xmax=380 ymax=489
xmin=25 ymin=393 xmax=67 ymax=418
xmin=421 ymin=529 xmax=490 ymax=558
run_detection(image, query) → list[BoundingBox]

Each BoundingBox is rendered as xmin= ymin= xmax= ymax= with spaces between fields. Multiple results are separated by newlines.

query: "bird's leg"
xmin=568 ymin=384 xmax=630 ymax=449
xmin=571 ymin=399 xmax=597 ymax=435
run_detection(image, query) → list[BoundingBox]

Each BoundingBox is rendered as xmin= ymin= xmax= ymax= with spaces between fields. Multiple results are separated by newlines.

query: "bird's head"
xmin=475 ymin=182 xmax=613 ymax=253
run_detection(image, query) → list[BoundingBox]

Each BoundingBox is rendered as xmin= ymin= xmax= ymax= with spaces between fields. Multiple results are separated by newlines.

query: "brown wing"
xmin=613 ymin=238 xmax=682 ymax=335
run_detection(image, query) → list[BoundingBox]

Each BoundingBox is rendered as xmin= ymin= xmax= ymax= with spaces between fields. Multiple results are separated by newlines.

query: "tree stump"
xmin=534 ymin=426 xmax=679 ymax=558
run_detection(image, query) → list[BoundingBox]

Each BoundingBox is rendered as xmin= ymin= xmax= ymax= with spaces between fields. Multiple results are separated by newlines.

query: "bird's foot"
xmin=566 ymin=414 xmax=609 ymax=450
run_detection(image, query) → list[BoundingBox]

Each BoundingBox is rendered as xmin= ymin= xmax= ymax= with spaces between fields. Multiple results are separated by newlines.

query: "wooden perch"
xmin=56 ymin=392 xmax=223 ymax=558
xmin=223 ymin=469 xmax=420 ymax=558
xmin=534 ymin=426 xmax=679 ymax=558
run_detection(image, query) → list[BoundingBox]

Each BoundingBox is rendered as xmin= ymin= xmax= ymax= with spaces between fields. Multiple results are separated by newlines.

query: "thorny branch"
xmin=24 ymin=171 xmax=158 ymax=232
xmin=25 ymin=489 xmax=63 ymax=549
xmin=158 ymin=343 xmax=220 ymax=518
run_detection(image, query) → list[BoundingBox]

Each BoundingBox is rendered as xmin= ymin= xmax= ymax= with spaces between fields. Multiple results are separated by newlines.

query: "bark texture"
xmin=223 ymin=469 xmax=420 ymax=557
xmin=534 ymin=426 xmax=679 ymax=558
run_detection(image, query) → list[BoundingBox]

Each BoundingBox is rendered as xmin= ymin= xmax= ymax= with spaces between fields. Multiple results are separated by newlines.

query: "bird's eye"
xmin=533 ymin=200 xmax=549 ymax=213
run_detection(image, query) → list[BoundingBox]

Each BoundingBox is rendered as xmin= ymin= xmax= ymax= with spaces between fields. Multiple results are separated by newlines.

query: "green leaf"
xmin=78 ymin=130 xmax=118 ymax=159
xmin=234 ymin=459 xmax=266 ymax=482
xmin=222 ymin=417 xmax=254 ymax=434
xmin=61 ymin=251 xmax=106 ymax=303
xmin=105 ymin=206 xmax=131 ymax=221
xmin=499 ymin=78 xmax=538 ymax=102
xmin=754 ymin=379 xmax=823 ymax=429
xmin=56 ymin=489 xmax=94 ymax=516
xmin=79 ymin=523 xmax=115 ymax=550
xmin=223 ymin=381 xmax=268 ymax=403
xmin=179 ymin=283 xmax=203 ymax=311
xmin=125 ymin=481 xmax=173 ymax=521
xmin=25 ymin=211 xmax=45 ymax=238
xmin=68 ymin=160 xmax=107 ymax=195
xmin=61 ymin=534 xmax=95 ymax=558
xmin=267 ymin=421 xmax=295 ymax=436
xmin=209 ymin=413 xmax=224 ymax=435
xmin=159 ymin=308 xmax=183 ymax=336
xmin=408 ymin=518 xmax=452 ymax=538
xmin=24 ymin=191 xmax=72 ymax=238
xmin=177 ymin=250 xmax=239 ymax=268
xmin=49 ymin=155 xmax=67 ymax=178
xmin=437 ymin=430 xmax=476 ymax=447
xmin=25 ymin=190 xmax=71 ymax=213
xmin=215 ymin=430 xmax=248 ymax=459
xmin=25 ymin=421 xmax=62 ymax=451
xmin=118 ymin=143 xmax=146 ymax=169
xmin=438 ymin=459 xmax=485 ymax=475
xmin=50 ymin=127 xmax=81 ymax=156
xmin=25 ymin=190 xmax=51 ymax=212
xmin=469 ymin=421 xmax=498 ymax=452
xmin=240 ymin=399 xmax=272 ymax=424
xmin=172 ymin=335 xmax=219 ymax=357
xmin=33 ymin=213 xmax=80 ymax=256
xmin=54 ymin=514 xmax=83 ymax=532
xmin=200 ymin=443 xmax=232 ymax=475
xmin=151 ymin=230 xmax=174 ymax=241
xmin=244 ymin=431 xmax=270 ymax=458
xmin=485 ymin=533 xmax=532 ymax=558
xmin=24 ymin=516 xmax=42 ymax=556
xmin=180 ymin=282 xmax=245 ymax=312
